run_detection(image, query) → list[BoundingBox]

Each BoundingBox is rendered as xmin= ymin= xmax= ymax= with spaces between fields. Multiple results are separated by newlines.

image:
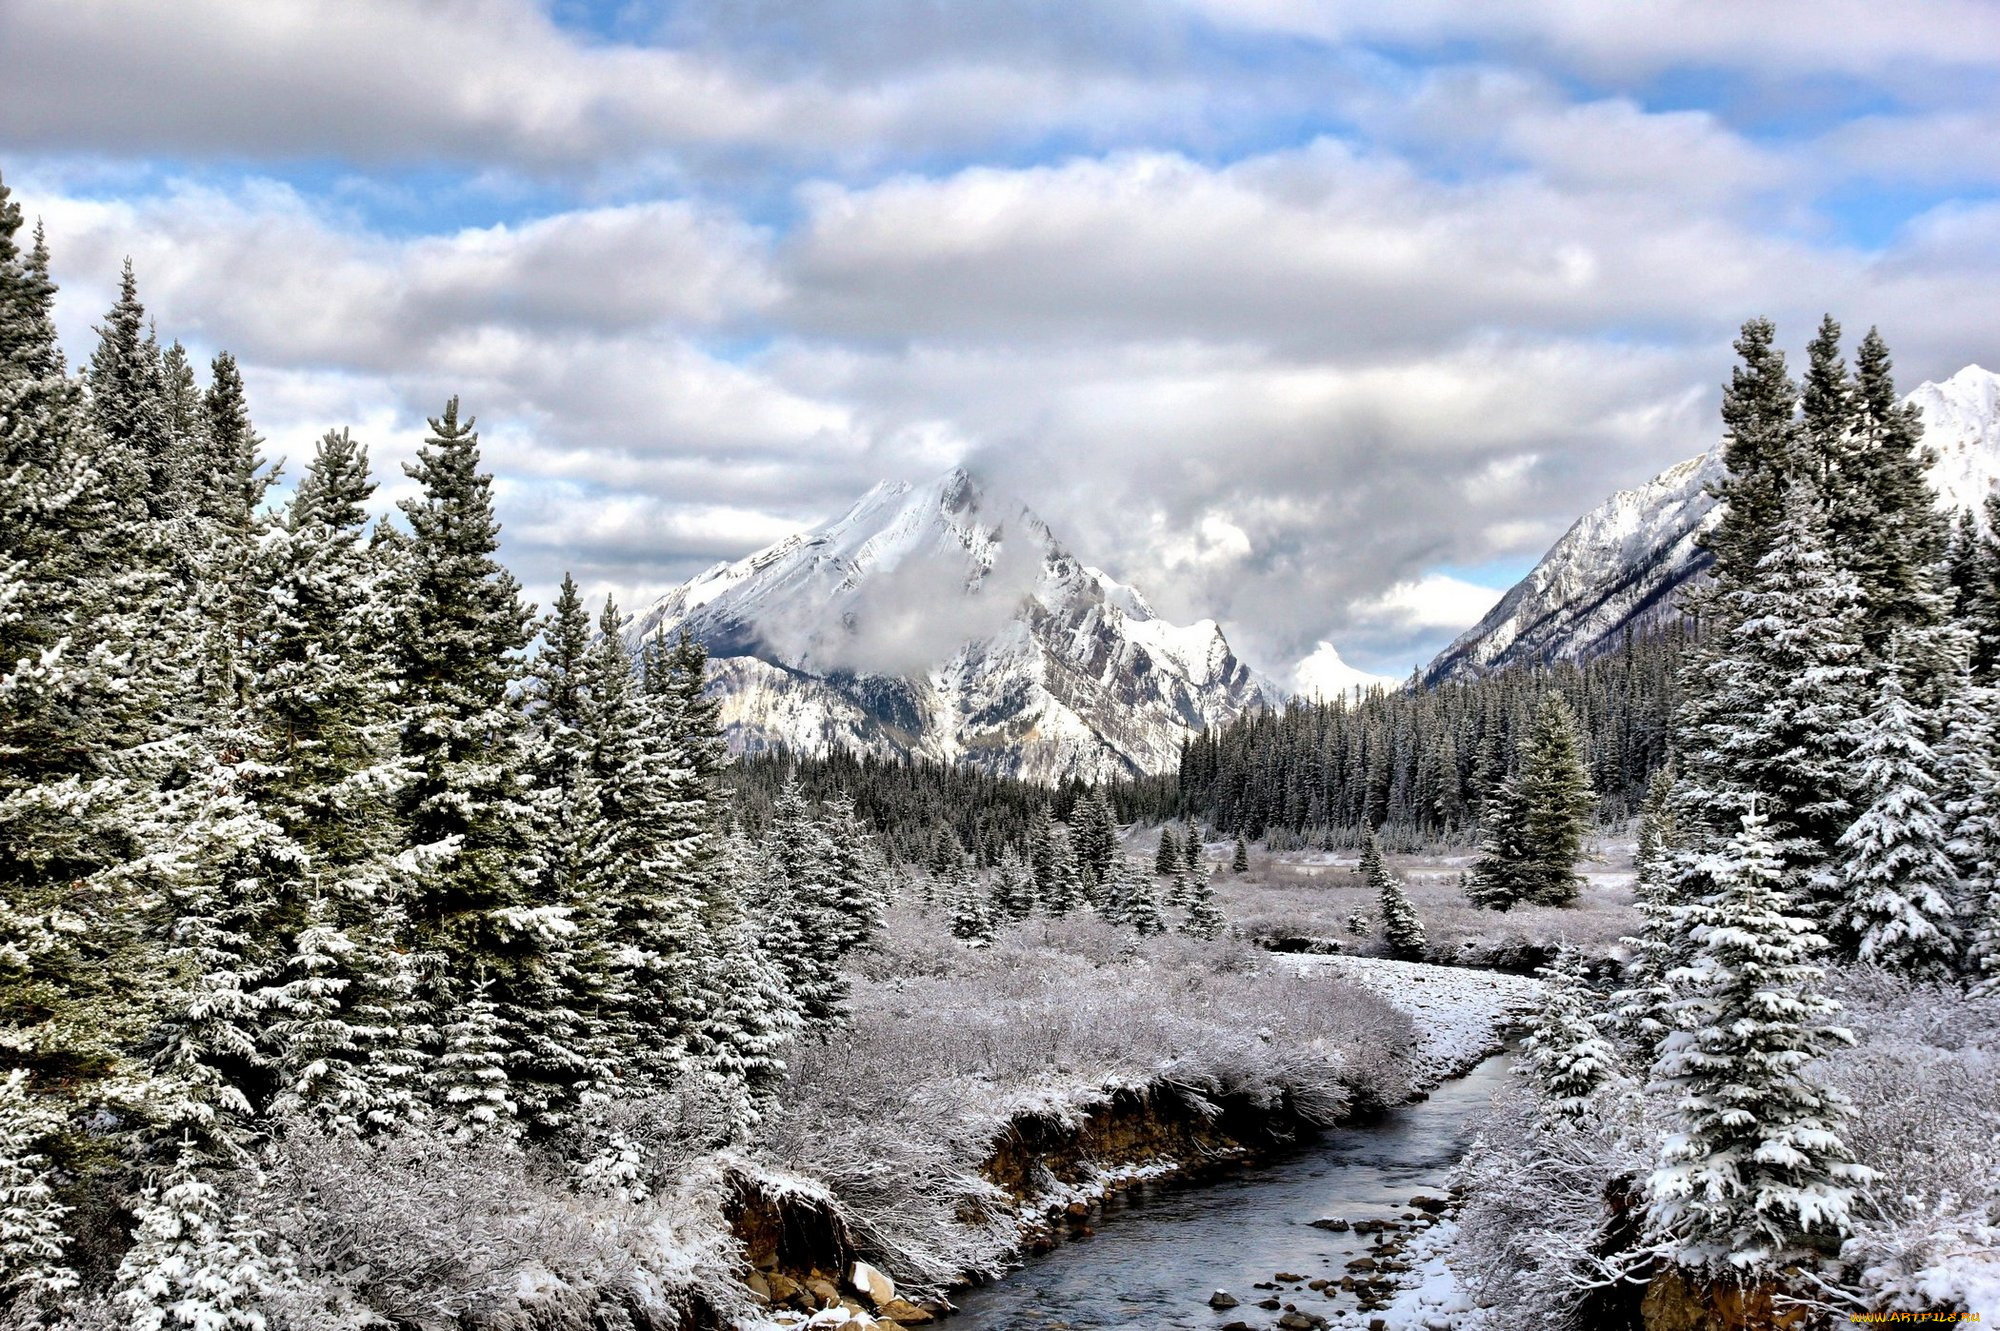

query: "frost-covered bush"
xmin=757 ymin=909 xmax=1415 ymax=1297
xmin=248 ymin=1113 xmax=752 ymax=1331
xmin=1452 ymin=1079 xmax=1657 ymax=1327
xmin=1819 ymin=972 xmax=2000 ymax=1315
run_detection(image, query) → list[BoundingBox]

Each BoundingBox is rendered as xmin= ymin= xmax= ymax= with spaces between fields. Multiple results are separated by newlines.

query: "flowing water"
xmin=946 ymin=1052 xmax=1513 ymax=1329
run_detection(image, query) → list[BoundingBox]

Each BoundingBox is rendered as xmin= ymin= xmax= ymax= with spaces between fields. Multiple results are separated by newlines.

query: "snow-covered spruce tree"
xmin=1180 ymin=867 xmax=1225 ymax=940
xmin=526 ymin=575 xmax=600 ymax=928
xmin=1028 ymin=801 xmax=1059 ymax=899
xmin=1072 ymin=788 xmax=1121 ymax=897
xmin=578 ymin=615 xmax=710 ymax=1095
xmin=0 ymin=181 xmax=163 ymax=1128
xmin=1040 ymin=822 xmax=1084 ymax=917
xmin=753 ymin=782 xmax=854 ymax=1033
xmin=429 ymin=982 xmax=520 ymax=1144
xmin=1467 ymin=776 xmax=1535 ymax=911
xmin=948 ymin=859 xmax=996 ymax=945
xmin=687 ymin=852 xmax=801 ymax=1135
xmin=0 ymin=1071 xmax=74 ymax=1306
xmin=1937 ymin=674 xmax=2000 ymax=972
xmin=649 ymin=629 xmax=801 ymax=1120
xmin=815 ymin=793 xmax=887 ymax=956
xmin=185 ymin=350 xmax=275 ymax=724
xmin=1647 ymin=809 xmax=1871 ymax=1269
xmin=1363 ymin=835 xmax=1427 ymax=960
xmin=1831 ymin=665 xmax=1960 ymax=978
xmin=1704 ymin=317 xmax=1802 ymax=584
xmin=1231 ymin=832 xmax=1250 ymax=874
xmin=251 ymin=428 xmax=421 ymax=1133
xmin=1113 ymin=856 xmax=1165 ymax=935
xmin=1183 ymin=822 xmax=1204 ymax=878
xmin=989 ymin=849 xmax=1037 ymax=924
xmin=1154 ymin=826 xmax=1180 ymax=876
xmin=1669 ymin=483 xmax=1869 ymax=904
xmin=390 ymin=397 xmax=566 ymax=1134
xmin=1519 ymin=949 xmax=1621 ymax=1125
xmin=114 ymin=1165 xmax=295 ymax=1331
xmin=1848 ymin=328 xmax=1950 ymax=653
xmin=1614 ymin=771 xmax=1680 ymax=1046
xmin=1517 ymin=693 xmax=1595 ymax=905
xmin=129 ymin=754 xmax=299 ymax=1170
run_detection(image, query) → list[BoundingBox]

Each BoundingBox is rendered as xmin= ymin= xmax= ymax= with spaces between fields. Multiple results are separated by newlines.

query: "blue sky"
xmin=3 ymin=0 xmax=1999 ymax=682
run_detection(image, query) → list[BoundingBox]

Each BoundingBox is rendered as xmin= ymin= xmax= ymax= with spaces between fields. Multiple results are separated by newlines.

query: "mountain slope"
xmin=632 ymin=468 xmax=1277 ymax=781
xmin=1426 ymin=364 xmax=2000 ymax=683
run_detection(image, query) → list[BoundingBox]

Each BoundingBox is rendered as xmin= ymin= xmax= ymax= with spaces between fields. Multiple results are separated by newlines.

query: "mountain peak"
xmin=634 ymin=470 xmax=1275 ymax=780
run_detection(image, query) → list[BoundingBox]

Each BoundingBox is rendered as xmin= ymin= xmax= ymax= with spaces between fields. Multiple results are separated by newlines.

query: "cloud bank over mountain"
xmin=5 ymin=0 xmax=2000 ymax=677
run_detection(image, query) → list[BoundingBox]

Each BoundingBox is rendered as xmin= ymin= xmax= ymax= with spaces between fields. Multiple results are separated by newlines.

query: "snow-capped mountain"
xmin=1292 ymin=641 xmax=1400 ymax=699
xmin=632 ymin=468 xmax=1279 ymax=781
xmin=1426 ymin=364 xmax=2000 ymax=683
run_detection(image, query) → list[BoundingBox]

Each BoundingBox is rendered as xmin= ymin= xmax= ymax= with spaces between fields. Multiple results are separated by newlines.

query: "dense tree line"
xmin=725 ymin=748 xmax=1097 ymax=868
xmin=1167 ymin=625 xmax=1690 ymax=848
xmin=0 ymin=175 xmax=884 ymax=1320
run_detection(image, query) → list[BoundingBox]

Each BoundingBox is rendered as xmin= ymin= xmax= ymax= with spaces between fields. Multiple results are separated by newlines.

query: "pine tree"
xmin=989 ymin=849 xmax=1037 ymax=924
xmin=114 ymin=1167 xmax=294 ymax=1331
xmin=1154 ymin=826 xmax=1180 ymax=876
xmin=1040 ymin=823 xmax=1083 ymax=917
xmin=585 ymin=617 xmax=708 ymax=1095
xmin=1112 ymin=857 xmax=1164 ymax=935
xmin=1942 ymin=679 xmax=2000 ymax=992
xmin=1832 ymin=667 xmax=1960 ymax=977
xmin=1182 ymin=822 xmax=1203 ymax=878
xmin=1072 ymin=788 xmax=1120 ymax=893
xmin=1519 ymin=949 xmax=1619 ymax=1124
xmin=1849 ymin=328 xmax=1948 ymax=650
xmin=1180 ymin=867 xmax=1225 ymax=940
xmin=1669 ymin=484 xmax=1869 ymax=902
xmin=1647 ymin=810 xmax=1871 ymax=1268
xmin=1516 ymin=693 xmax=1595 ymax=904
xmin=1363 ymin=835 xmax=1426 ymax=960
xmin=0 ymin=1071 xmax=73 ymax=1305
xmin=1705 ymin=317 xmax=1802 ymax=582
xmin=430 ymin=984 xmax=520 ymax=1144
xmin=753 ymin=783 xmax=853 ymax=1033
xmin=948 ymin=860 xmax=995 ymax=945
xmin=1466 ymin=776 xmax=1534 ymax=910
xmin=390 ymin=397 xmax=555 ymax=1129
xmin=1230 ymin=832 xmax=1250 ymax=874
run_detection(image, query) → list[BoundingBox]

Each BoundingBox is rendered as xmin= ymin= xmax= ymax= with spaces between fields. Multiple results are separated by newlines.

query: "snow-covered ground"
xmin=1282 ymin=954 xmax=1542 ymax=1084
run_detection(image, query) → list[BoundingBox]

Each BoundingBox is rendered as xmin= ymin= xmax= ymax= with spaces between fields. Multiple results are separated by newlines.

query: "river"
xmin=946 ymin=1050 xmax=1513 ymax=1329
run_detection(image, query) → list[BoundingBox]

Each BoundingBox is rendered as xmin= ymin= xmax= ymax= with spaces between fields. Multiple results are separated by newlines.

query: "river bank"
xmin=727 ymin=955 xmax=1542 ymax=1330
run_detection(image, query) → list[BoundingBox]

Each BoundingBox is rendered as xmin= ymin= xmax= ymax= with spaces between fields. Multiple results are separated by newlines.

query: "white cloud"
xmin=1347 ymin=574 xmax=1504 ymax=635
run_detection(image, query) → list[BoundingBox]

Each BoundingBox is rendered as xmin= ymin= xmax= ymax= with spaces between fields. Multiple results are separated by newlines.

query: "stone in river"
xmin=1208 ymin=1291 xmax=1239 ymax=1309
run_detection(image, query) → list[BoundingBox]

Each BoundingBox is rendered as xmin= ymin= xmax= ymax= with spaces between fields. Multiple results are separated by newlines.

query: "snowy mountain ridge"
xmin=633 ymin=468 xmax=1279 ymax=781
xmin=1426 ymin=364 xmax=2000 ymax=683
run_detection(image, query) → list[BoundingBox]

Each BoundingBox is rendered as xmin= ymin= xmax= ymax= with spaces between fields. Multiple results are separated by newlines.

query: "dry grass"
xmin=1176 ymin=834 xmax=1642 ymax=969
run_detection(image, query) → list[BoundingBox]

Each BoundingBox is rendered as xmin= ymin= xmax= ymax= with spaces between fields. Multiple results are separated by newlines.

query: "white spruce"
xmin=1648 ymin=810 xmax=1871 ymax=1268
xmin=1832 ymin=666 xmax=1960 ymax=977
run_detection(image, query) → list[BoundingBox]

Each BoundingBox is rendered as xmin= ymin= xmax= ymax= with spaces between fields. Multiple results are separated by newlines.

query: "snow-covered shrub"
xmin=1819 ymin=972 xmax=2000 ymax=1315
xmin=251 ymin=1118 xmax=752 ymax=1330
xmin=1452 ymin=1078 xmax=1658 ymax=1327
xmin=756 ymin=911 xmax=1415 ymax=1297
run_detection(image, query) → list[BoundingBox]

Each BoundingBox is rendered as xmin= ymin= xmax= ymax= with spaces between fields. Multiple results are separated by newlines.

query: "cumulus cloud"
xmin=6 ymin=1 xmax=1999 ymax=681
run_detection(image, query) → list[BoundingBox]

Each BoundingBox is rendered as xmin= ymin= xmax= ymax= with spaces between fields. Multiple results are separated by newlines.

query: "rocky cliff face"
xmin=1426 ymin=364 xmax=2000 ymax=683
xmin=632 ymin=468 xmax=1277 ymax=781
